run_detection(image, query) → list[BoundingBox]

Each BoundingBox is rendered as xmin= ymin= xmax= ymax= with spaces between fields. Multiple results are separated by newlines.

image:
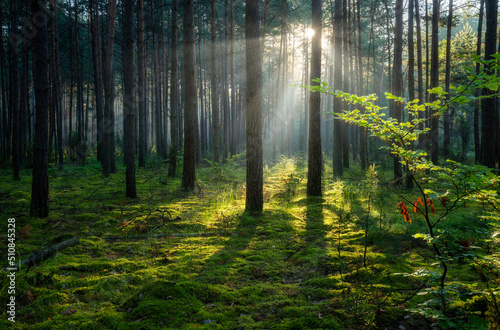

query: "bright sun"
xmin=307 ymin=27 xmax=315 ymax=38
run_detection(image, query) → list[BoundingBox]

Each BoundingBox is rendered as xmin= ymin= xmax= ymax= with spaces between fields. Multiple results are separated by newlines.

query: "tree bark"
xmin=392 ymin=0 xmax=404 ymax=183
xmin=333 ymin=0 xmax=343 ymax=177
xmin=474 ymin=0 xmax=484 ymax=162
xmin=443 ymin=0 xmax=453 ymax=158
xmin=10 ymin=0 xmax=20 ymax=180
xmin=30 ymin=0 xmax=50 ymax=218
xmin=211 ymin=0 xmax=220 ymax=163
xmin=138 ymin=0 xmax=146 ymax=167
xmin=307 ymin=0 xmax=322 ymax=197
xmin=181 ymin=0 xmax=197 ymax=191
xmin=169 ymin=0 xmax=179 ymax=177
xmin=430 ymin=0 xmax=440 ymax=164
xmin=481 ymin=0 xmax=498 ymax=168
xmin=123 ymin=0 xmax=136 ymax=198
xmin=245 ymin=0 xmax=263 ymax=215
xmin=415 ymin=0 xmax=425 ymax=151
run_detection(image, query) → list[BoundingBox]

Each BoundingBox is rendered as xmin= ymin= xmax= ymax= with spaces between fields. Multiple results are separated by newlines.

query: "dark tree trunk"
xmin=415 ymin=0 xmax=425 ymax=151
xmin=211 ymin=0 xmax=220 ymax=163
xmin=307 ymin=0 xmax=322 ymax=197
xmin=75 ymin=0 xmax=85 ymax=166
xmin=182 ymin=0 xmax=197 ymax=191
xmin=90 ymin=0 xmax=103 ymax=164
xmin=230 ymin=0 xmax=236 ymax=156
xmin=333 ymin=0 xmax=343 ymax=177
xmin=10 ymin=0 xmax=20 ymax=180
xmin=103 ymin=0 xmax=117 ymax=175
xmin=138 ymin=0 xmax=146 ymax=167
xmin=169 ymin=0 xmax=179 ymax=177
xmin=430 ymin=0 xmax=440 ymax=164
xmin=443 ymin=0 xmax=453 ymax=158
xmin=392 ymin=0 xmax=403 ymax=183
xmin=474 ymin=0 xmax=484 ymax=162
xmin=245 ymin=0 xmax=263 ymax=215
xmin=30 ymin=0 xmax=50 ymax=218
xmin=0 ymin=5 xmax=8 ymax=161
xmin=481 ymin=0 xmax=498 ymax=168
xmin=123 ymin=0 xmax=136 ymax=198
xmin=342 ymin=0 xmax=349 ymax=169
xmin=356 ymin=0 xmax=366 ymax=170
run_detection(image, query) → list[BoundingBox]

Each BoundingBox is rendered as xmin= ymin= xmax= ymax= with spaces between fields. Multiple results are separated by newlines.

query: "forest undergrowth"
xmin=1 ymin=155 xmax=499 ymax=329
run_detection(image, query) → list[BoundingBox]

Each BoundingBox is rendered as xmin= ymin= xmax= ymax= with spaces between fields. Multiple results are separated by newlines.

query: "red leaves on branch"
xmin=441 ymin=196 xmax=451 ymax=207
xmin=426 ymin=198 xmax=436 ymax=214
xmin=413 ymin=197 xmax=424 ymax=214
xmin=397 ymin=201 xmax=411 ymax=223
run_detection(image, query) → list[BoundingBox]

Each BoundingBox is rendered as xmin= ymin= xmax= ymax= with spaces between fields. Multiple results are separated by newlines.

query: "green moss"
xmin=1 ymin=156 xmax=497 ymax=328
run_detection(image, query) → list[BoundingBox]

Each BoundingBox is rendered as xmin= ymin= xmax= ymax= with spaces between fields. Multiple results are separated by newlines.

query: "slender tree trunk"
xmin=430 ymin=0 xmax=440 ymax=164
xmin=333 ymin=0 xmax=343 ymax=177
xmin=474 ymin=0 xmax=484 ymax=162
xmin=30 ymin=0 xmax=50 ymax=218
xmin=90 ymin=0 xmax=103 ymax=165
xmin=10 ymin=0 xmax=20 ymax=180
xmin=481 ymin=0 xmax=498 ymax=168
xmin=391 ymin=0 xmax=404 ymax=184
xmin=354 ymin=0 xmax=366 ymax=169
xmin=182 ymin=0 xmax=197 ymax=191
xmin=341 ymin=0 xmax=349 ymax=168
xmin=223 ymin=0 xmax=230 ymax=161
xmin=0 ymin=5 xmax=8 ymax=161
xmin=443 ymin=0 xmax=453 ymax=158
xmin=211 ymin=0 xmax=220 ymax=163
xmin=245 ymin=0 xmax=263 ymax=215
xmin=307 ymin=0 xmax=322 ymax=197
xmin=138 ymin=0 xmax=146 ymax=167
xmin=103 ymin=0 xmax=117 ymax=175
xmin=123 ymin=0 xmax=136 ymax=198
xmin=230 ymin=0 xmax=236 ymax=156
xmin=169 ymin=0 xmax=179 ymax=177
xmin=415 ymin=0 xmax=425 ymax=151
xmin=75 ymin=0 xmax=85 ymax=166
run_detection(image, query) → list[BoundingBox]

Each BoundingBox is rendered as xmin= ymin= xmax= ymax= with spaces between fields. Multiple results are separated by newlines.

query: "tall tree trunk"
xmin=75 ymin=0 xmax=85 ymax=166
xmin=415 ymin=0 xmax=425 ymax=151
xmin=474 ymin=0 xmax=484 ymax=162
xmin=245 ymin=0 xmax=263 ymax=215
xmin=103 ymin=0 xmax=117 ymax=175
xmin=169 ymin=0 xmax=179 ymax=177
xmin=307 ymin=0 xmax=322 ymax=197
xmin=392 ymin=0 xmax=403 ymax=184
xmin=481 ymin=0 xmax=498 ymax=168
xmin=333 ymin=0 xmax=343 ymax=177
xmin=30 ymin=0 xmax=50 ymax=218
xmin=0 ymin=5 xmax=8 ymax=161
xmin=161 ymin=1 xmax=169 ymax=161
xmin=430 ymin=0 xmax=440 ymax=164
xmin=182 ymin=0 xmax=197 ymax=191
xmin=51 ymin=0 xmax=63 ymax=168
xmin=223 ymin=0 xmax=230 ymax=161
xmin=356 ymin=0 xmax=366 ymax=170
xmin=342 ymin=0 xmax=349 ymax=168
xmin=138 ymin=0 xmax=146 ymax=167
xmin=90 ymin=0 xmax=103 ymax=164
xmin=123 ymin=0 xmax=136 ymax=198
xmin=230 ymin=0 xmax=236 ymax=156
xmin=211 ymin=0 xmax=220 ymax=163
xmin=10 ymin=0 xmax=20 ymax=180
xmin=443 ymin=0 xmax=453 ymax=158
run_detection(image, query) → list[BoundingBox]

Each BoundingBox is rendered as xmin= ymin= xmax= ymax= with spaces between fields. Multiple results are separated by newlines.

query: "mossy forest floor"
xmin=1 ymin=155 xmax=498 ymax=329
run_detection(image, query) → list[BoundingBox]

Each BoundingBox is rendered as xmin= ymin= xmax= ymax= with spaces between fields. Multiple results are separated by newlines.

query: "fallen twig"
xmin=2 ymin=236 xmax=80 ymax=273
xmin=102 ymin=232 xmax=223 ymax=241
